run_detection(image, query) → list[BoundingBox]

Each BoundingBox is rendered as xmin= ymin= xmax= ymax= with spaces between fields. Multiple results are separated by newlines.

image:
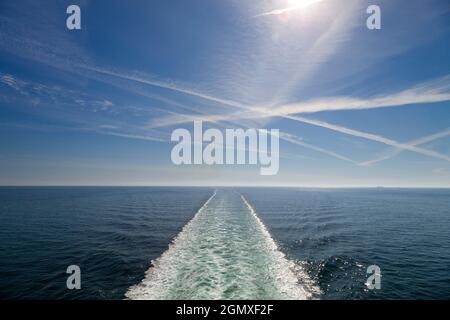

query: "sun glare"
xmin=256 ymin=0 xmax=323 ymax=18
xmin=287 ymin=0 xmax=323 ymax=10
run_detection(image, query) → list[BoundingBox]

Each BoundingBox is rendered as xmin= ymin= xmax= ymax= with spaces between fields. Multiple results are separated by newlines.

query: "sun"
xmin=287 ymin=0 xmax=323 ymax=10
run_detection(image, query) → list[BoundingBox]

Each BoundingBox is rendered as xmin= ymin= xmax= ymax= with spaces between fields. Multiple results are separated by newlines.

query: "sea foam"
xmin=126 ymin=190 xmax=318 ymax=300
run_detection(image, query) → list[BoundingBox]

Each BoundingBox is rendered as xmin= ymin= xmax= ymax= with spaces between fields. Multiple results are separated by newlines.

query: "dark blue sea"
xmin=0 ymin=187 xmax=449 ymax=299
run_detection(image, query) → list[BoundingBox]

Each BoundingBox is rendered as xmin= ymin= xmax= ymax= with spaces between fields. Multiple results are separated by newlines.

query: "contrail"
xmin=99 ymin=131 xmax=167 ymax=143
xmin=145 ymin=75 xmax=450 ymax=129
xmin=85 ymin=67 xmax=450 ymax=163
xmin=254 ymin=0 xmax=324 ymax=17
xmin=279 ymin=132 xmax=357 ymax=164
xmin=276 ymin=85 xmax=450 ymax=115
xmin=360 ymin=128 xmax=450 ymax=166
xmin=81 ymin=66 xmax=247 ymax=111
xmin=148 ymin=105 xmax=450 ymax=164
xmin=280 ymin=113 xmax=450 ymax=163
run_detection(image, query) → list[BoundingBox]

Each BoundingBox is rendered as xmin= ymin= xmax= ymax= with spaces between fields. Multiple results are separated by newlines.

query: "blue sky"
xmin=0 ymin=0 xmax=449 ymax=187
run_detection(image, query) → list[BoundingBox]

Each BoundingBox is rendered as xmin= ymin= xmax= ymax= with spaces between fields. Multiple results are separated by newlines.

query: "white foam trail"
xmin=126 ymin=190 xmax=318 ymax=300
xmin=240 ymin=195 xmax=319 ymax=298
xmin=126 ymin=191 xmax=217 ymax=300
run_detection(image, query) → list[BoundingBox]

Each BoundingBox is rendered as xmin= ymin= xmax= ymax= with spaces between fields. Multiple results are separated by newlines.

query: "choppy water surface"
xmin=0 ymin=187 xmax=449 ymax=299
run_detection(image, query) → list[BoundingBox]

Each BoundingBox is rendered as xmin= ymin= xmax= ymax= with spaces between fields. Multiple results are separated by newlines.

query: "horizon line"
xmin=1 ymin=185 xmax=449 ymax=189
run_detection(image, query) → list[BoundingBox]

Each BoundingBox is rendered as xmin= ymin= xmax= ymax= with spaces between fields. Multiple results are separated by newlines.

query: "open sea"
xmin=0 ymin=187 xmax=449 ymax=300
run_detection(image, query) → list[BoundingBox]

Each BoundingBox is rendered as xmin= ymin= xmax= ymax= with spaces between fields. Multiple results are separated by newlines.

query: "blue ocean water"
xmin=0 ymin=187 xmax=449 ymax=299
xmin=0 ymin=187 xmax=212 ymax=299
xmin=239 ymin=188 xmax=450 ymax=300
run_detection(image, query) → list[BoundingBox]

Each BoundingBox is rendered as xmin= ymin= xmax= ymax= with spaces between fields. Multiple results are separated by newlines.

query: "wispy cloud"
xmin=89 ymin=65 xmax=450 ymax=164
xmin=146 ymin=75 xmax=450 ymax=128
xmin=276 ymin=76 xmax=450 ymax=114
xmin=150 ymin=113 xmax=360 ymax=164
xmin=0 ymin=74 xmax=20 ymax=90
xmin=99 ymin=131 xmax=167 ymax=143
xmin=279 ymin=132 xmax=357 ymax=164
xmin=360 ymin=128 xmax=450 ymax=166
xmin=149 ymin=103 xmax=450 ymax=165
xmin=82 ymin=66 xmax=246 ymax=111
xmin=1 ymin=0 xmax=449 ymax=175
xmin=281 ymin=113 xmax=450 ymax=163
